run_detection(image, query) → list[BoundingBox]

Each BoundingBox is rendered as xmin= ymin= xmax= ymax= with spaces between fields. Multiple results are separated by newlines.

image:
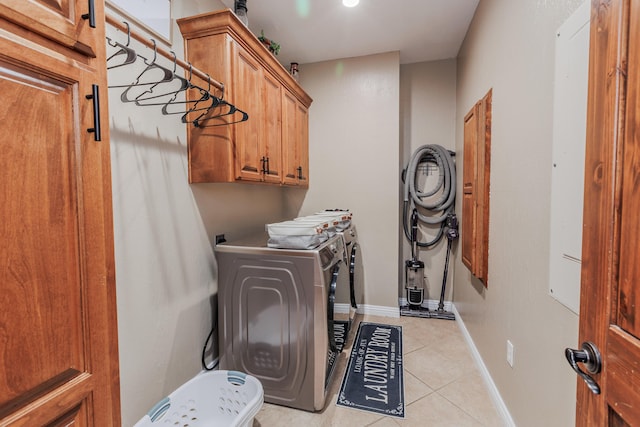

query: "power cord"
xmin=201 ymin=314 xmax=219 ymax=371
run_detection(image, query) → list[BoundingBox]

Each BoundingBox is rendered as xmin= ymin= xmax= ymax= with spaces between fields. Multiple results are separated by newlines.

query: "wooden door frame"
xmin=577 ymin=0 xmax=628 ymax=424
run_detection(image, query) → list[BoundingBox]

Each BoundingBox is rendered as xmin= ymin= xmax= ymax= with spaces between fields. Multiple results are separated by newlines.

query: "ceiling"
xmin=220 ymin=0 xmax=480 ymax=67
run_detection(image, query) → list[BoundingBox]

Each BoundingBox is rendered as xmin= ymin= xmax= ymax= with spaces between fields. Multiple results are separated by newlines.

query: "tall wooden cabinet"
xmin=0 ymin=1 xmax=120 ymax=425
xmin=177 ymin=10 xmax=312 ymax=186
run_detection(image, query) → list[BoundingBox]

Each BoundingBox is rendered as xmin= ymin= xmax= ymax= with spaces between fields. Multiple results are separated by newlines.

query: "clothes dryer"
xmin=215 ymin=233 xmax=346 ymax=412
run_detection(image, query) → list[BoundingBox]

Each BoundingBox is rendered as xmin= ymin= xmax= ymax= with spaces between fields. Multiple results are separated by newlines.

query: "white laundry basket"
xmin=134 ymin=370 xmax=263 ymax=427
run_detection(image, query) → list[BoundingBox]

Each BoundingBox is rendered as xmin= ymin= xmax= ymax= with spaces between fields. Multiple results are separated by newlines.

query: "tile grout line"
xmin=435 ymin=387 xmax=492 ymax=426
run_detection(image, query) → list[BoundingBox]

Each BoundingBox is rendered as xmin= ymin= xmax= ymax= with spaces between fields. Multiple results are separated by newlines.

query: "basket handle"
xmin=227 ymin=370 xmax=247 ymax=385
xmin=147 ymin=396 xmax=171 ymax=422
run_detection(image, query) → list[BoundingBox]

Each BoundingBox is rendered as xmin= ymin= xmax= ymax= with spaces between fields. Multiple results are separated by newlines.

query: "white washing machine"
xmin=215 ymin=232 xmax=346 ymax=412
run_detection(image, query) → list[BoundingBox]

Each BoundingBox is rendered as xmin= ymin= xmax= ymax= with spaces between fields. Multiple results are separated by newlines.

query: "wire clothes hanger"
xmin=106 ymin=22 xmax=136 ymax=69
xmin=161 ymin=66 xmax=217 ymax=117
xmin=192 ymin=104 xmax=249 ymax=127
xmin=188 ymin=94 xmax=249 ymax=127
xmin=120 ymin=40 xmax=175 ymax=103
xmin=108 ymin=38 xmax=175 ymax=103
xmin=132 ymin=51 xmax=190 ymax=106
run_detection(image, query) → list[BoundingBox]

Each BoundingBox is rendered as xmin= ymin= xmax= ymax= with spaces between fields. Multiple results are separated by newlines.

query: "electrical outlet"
xmin=507 ymin=340 xmax=515 ymax=367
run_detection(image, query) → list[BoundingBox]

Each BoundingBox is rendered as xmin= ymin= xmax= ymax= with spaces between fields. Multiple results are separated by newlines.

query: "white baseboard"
xmin=334 ymin=303 xmax=350 ymax=314
xmin=335 ymin=302 xmax=400 ymax=318
xmin=451 ymin=304 xmax=516 ymax=427
xmin=360 ymin=304 xmax=401 ymax=318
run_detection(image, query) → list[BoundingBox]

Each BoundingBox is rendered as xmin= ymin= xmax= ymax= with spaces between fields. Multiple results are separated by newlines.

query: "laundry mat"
xmin=336 ymin=322 xmax=404 ymax=418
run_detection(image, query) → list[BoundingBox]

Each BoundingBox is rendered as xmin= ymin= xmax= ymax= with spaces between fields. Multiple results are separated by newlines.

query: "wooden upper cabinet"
xmin=0 ymin=0 xmax=99 ymax=56
xmin=177 ymin=9 xmax=312 ymax=186
xmin=462 ymin=89 xmax=492 ymax=285
xmin=0 ymin=1 xmax=120 ymax=425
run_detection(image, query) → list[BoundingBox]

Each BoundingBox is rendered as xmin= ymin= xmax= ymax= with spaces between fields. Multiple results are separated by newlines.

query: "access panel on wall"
xmin=462 ymin=89 xmax=492 ymax=286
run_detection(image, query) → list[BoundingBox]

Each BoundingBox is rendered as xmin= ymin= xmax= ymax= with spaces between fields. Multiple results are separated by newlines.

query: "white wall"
xmin=296 ymin=53 xmax=400 ymax=311
xmin=106 ymin=1 xmax=297 ymax=425
xmin=399 ymin=59 xmax=457 ymax=303
xmin=453 ymin=0 xmax=583 ymax=425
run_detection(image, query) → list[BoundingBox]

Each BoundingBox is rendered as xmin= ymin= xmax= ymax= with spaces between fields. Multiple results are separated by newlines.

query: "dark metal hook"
xmin=144 ymin=39 xmax=158 ymax=65
xmin=170 ymin=50 xmax=178 ymax=73
xmin=124 ymin=21 xmax=131 ymax=46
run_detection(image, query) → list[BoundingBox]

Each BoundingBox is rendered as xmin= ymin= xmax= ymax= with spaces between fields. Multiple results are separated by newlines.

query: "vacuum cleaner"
xmin=400 ymin=144 xmax=457 ymax=320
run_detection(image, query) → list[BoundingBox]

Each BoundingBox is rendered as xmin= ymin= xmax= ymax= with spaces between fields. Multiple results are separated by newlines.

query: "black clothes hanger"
xmin=160 ymin=66 xmax=217 ymax=116
xmin=191 ymin=99 xmax=249 ymax=127
xmin=106 ymin=22 xmax=137 ymax=69
xmin=180 ymin=94 xmax=222 ymax=124
xmin=166 ymin=88 xmax=214 ymax=117
xmin=108 ymin=39 xmax=174 ymax=102
xmin=133 ymin=51 xmax=190 ymax=106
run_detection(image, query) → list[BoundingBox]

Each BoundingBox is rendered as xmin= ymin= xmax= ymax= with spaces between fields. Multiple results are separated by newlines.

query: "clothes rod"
xmin=105 ymin=14 xmax=224 ymax=92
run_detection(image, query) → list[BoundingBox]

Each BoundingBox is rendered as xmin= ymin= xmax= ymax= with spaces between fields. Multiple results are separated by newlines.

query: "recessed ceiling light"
xmin=343 ymin=0 xmax=359 ymax=7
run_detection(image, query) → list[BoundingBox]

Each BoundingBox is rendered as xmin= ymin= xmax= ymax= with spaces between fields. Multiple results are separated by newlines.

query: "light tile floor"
xmin=253 ymin=314 xmax=503 ymax=427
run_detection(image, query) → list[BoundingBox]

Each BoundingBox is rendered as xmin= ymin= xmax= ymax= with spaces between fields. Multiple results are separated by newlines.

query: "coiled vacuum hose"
xmin=403 ymin=144 xmax=456 ymax=247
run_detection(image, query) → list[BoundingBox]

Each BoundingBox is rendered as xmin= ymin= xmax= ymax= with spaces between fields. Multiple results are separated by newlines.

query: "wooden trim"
xmin=479 ymin=89 xmax=492 ymax=284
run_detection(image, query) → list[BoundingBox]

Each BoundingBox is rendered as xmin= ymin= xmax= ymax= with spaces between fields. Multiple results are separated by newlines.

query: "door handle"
xmin=86 ymin=84 xmax=101 ymax=141
xmin=565 ymin=341 xmax=602 ymax=395
xmin=260 ymin=156 xmax=267 ymax=175
xmin=81 ymin=0 xmax=96 ymax=28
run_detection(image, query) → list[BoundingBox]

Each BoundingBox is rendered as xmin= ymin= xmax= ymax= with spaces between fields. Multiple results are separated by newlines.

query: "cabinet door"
xmin=281 ymin=90 xmax=309 ymax=186
xmin=233 ymin=42 xmax=264 ymax=182
xmin=296 ymin=103 xmax=309 ymax=187
xmin=281 ymin=90 xmax=299 ymax=185
xmin=0 ymin=23 xmax=119 ymax=427
xmin=462 ymin=105 xmax=479 ymax=275
xmin=262 ymin=73 xmax=282 ymax=183
xmin=0 ymin=0 xmax=98 ymax=56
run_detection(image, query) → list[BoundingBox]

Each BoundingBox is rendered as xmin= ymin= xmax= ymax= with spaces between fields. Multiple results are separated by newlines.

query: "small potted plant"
xmin=258 ymin=30 xmax=281 ymax=55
